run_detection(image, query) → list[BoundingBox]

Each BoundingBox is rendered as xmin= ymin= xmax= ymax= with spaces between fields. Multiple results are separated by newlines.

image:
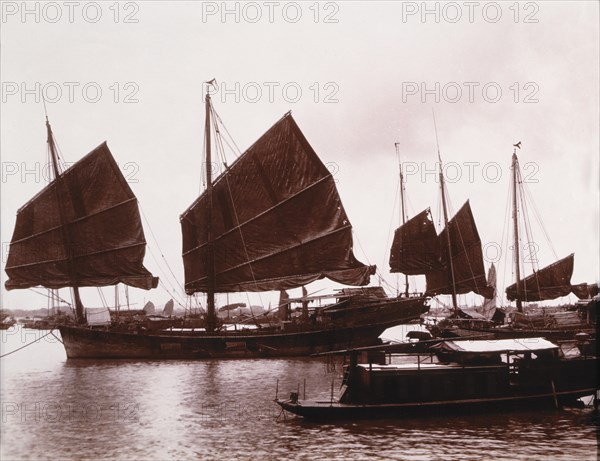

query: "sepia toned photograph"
xmin=1 ymin=1 xmax=598 ymax=460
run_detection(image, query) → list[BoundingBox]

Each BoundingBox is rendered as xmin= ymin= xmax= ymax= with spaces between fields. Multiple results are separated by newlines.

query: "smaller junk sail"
xmin=570 ymin=282 xmax=598 ymax=300
xmin=5 ymin=142 xmax=158 ymax=291
xmin=424 ymin=201 xmax=493 ymax=298
xmin=390 ymin=201 xmax=493 ymax=299
xmin=389 ymin=208 xmax=440 ymax=275
xmin=506 ymin=253 xmax=574 ymax=302
xmin=181 ymin=113 xmax=375 ymax=294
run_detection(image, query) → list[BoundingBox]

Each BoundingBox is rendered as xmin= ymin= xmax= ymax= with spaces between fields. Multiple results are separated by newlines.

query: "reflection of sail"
xmin=389 ymin=208 xmax=440 ymax=275
xmin=5 ymin=143 xmax=157 ymax=291
xmin=506 ymin=254 xmax=574 ymax=302
xmin=424 ymin=202 xmax=493 ymax=298
xmin=181 ymin=113 xmax=375 ymax=294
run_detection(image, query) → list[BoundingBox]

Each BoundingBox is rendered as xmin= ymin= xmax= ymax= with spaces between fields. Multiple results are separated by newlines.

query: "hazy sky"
xmin=1 ymin=1 xmax=598 ymax=312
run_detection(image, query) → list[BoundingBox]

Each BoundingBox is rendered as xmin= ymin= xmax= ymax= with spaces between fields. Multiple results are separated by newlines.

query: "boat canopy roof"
xmin=435 ymin=337 xmax=558 ymax=354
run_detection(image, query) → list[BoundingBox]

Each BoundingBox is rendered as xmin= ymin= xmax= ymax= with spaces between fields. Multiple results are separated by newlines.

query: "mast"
xmin=46 ymin=118 xmax=86 ymax=324
xmin=204 ymin=86 xmax=216 ymax=332
xmin=511 ymin=149 xmax=523 ymax=312
xmin=433 ymin=115 xmax=458 ymax=310
xmin=395 ymin=142 xmax=409 ymax=297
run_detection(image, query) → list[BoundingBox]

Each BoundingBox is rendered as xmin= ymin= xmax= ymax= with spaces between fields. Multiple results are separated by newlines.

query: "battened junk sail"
xmin=504 ymin=148 xmax=574 ymax=310
xmin=424 ymin=201 xmax=494 ymax=299
xmin=390 ymin=203 xmax=493 ymax=299
xmin=389 ymin=208 xmax=439 ymax=276
xmin=506 ymin=254 xmax=574 ymax=303
xmin=389 ymin=136 xmax=492 ymax=305
xmin=4 ymin=119 xmax=157 ymax=322
xmin=181 ymin=92 xmax=375 ymax=331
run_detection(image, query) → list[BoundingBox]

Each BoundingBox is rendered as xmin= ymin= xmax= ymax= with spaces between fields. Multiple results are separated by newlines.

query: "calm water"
xmin=1 ymin=325 xmax=598 ymax=461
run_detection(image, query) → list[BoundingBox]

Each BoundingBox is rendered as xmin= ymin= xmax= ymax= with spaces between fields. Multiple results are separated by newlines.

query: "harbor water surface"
xmin=1 ymin=325 xmax=597 ymax=461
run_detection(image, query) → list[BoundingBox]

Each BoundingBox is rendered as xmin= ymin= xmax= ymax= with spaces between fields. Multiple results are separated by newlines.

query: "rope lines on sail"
xmin=220 ymin=144 xmax=265 ymax=309
xmin=209 ymin=103 xmax=265 ymax=310
xmin=0 ymin=329 xmax=55 ymax=358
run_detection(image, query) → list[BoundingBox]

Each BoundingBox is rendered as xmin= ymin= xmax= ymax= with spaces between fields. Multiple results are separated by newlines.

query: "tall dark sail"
xmin=5 ymin=142 xmax=158 ymax=291
xmin=389 ymin=208 xmax=440 ymax=275
xmin=424 ymin=201 xmax=493 ymax=298
xmin=506 ymin=253 xmax=574 ymax=302
xmin=181 ymin=113 xmax=375 ymax=294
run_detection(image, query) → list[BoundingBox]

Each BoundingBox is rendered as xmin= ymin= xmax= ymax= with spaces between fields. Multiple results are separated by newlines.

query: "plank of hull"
xmin=59 ymin=323 xmax=388 ymax=359
xmin=59 ymin=297 xmax=428 ymax=359
xmin=277 ymin=387 xmax=598 ymax=420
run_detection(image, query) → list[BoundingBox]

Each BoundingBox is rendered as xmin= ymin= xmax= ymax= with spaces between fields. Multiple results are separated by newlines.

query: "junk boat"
xmin=4 ymin=82 xmax=427 ymax=359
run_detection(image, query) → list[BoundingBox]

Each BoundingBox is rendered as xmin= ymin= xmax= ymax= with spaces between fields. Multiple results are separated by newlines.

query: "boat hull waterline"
xmin=276 ymin=387 xmax=598 ymax=420
xmin=58 ymin=297 xmax=427 ymax=359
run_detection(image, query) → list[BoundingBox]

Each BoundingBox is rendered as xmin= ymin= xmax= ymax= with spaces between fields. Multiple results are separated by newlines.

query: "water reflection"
xmin=1 ymin=326 xmax=597 ymax=461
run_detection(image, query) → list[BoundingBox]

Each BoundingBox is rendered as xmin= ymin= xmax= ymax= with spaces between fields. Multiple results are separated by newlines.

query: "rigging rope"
xmin=97 ymin=287 xmax=108 ymax=308
xmin=0 ymin=329 xmax=55 ymax=358
xmin=138 ymin=206 xmax=187 ymax=307
xmin=522 ymin=179 xmax=559 ymax=260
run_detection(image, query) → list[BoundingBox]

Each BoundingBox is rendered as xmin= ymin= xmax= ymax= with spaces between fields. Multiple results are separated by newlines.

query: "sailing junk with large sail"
xmin=422 ymin=148 xmax=594 ymax=339
xmin=4 ymin=120 xmax=158 ymax=324
xmin=6 ymin=93 xmax=427 ymax=359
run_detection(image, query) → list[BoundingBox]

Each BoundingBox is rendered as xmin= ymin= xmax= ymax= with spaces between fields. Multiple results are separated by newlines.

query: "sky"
xmin=1 ymin=1 xmax=598 ymax=313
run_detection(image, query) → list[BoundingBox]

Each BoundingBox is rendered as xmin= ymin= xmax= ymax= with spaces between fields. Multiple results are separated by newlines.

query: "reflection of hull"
xmin=58 ymin=297 xmax=428 ymax=359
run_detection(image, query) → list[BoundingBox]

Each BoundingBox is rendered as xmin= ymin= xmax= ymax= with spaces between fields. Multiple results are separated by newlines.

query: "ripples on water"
xmin=1 ymin=326 xmax=598 ymax=461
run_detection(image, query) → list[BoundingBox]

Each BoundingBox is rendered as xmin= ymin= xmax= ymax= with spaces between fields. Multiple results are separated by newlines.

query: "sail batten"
xmin=181 ymin=175 xmax=333 ymax=257
xmin=5 ymin=142 xmax=158 ymax=291
xmin=185 ymin=224 xmax=352 ymax=268
xmin=506 ymin=253 xmax=574 ymax=302
xmin=9 ymin=197 xmax=139 ymax=245
xmin=181 ymin=113 xmax=374 ymax=294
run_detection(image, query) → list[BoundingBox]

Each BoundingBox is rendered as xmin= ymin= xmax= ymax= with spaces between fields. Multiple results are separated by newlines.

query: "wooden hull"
xmin=277 ymin=356 xmax=599 ymax=420
xmin=59 ymin=296 xmax=428 ymax=359
xmin=439 ymin=326 xmax=596 ymax=341
xmin=276 ymin=387 xmax=597 ymax=420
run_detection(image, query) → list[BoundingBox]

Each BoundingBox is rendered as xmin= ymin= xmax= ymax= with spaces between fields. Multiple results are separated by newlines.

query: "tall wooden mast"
xmin=45 ymin=118 xmax=86 ymax=323
xmin=395 ymin=142 xmax=409 ymax=297
xmin=204 ymin=86 xmax=216 ymax=332
xmin=433 ymin=115 xmax=458 ymax=310
xmin=511 ymin=149 xmax=523 ymax=312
